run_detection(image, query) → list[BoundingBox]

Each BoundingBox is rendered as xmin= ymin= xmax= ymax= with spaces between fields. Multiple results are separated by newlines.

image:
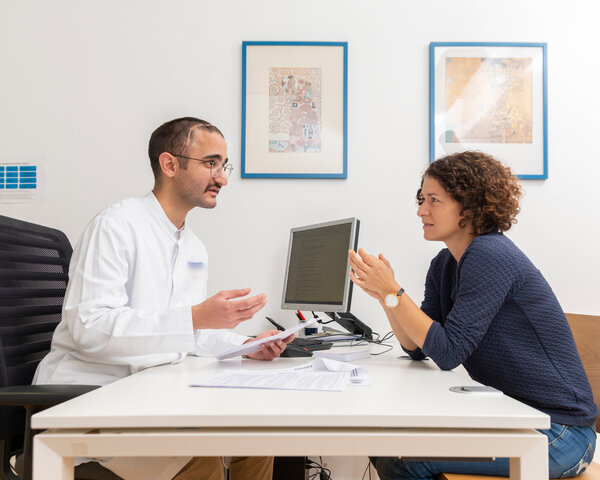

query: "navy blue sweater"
xmin=407 ymin=232 xmax=597 ymax=426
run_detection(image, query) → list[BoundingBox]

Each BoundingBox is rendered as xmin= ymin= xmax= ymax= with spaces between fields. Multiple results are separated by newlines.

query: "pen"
xmin=265 ymin=316 xmax=285 ymax=331
xmin=296 ymin=310 xmax=306 ymax=321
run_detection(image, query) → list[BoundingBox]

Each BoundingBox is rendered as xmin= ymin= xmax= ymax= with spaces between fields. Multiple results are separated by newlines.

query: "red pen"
xmin=296 ymin=310 xmax=306 ymax=321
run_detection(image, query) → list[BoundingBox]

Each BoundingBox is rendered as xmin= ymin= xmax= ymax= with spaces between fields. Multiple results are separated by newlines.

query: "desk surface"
xmin=32 ymin=351 xmax=550 ymax=431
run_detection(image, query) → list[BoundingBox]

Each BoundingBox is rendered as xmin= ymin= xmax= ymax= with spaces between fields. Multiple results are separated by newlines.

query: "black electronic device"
xmin=325 ymin=311 xmax=372 ymax=338
xmin=281 ymin=339 xmax=333 ymax=357
xmin=280 ymin=344 xmax=313 ymax=357
xmin=280 ymin=217 xmax=372 ymax=339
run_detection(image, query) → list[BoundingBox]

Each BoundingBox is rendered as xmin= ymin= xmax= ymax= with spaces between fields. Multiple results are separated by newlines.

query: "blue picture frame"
xmin=429 ymin=42 xmax=548 ymax=180
xmin=241 ymin=41 xmax=348 ymax=179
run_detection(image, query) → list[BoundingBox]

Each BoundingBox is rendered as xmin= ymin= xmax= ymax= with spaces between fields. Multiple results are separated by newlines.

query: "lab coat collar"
xmin=142 ymin=192 xmax=186 ymax=238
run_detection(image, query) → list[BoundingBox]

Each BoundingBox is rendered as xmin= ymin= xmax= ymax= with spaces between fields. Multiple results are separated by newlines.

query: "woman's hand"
xmin=348 ymin=248 xmax=400 ymax=301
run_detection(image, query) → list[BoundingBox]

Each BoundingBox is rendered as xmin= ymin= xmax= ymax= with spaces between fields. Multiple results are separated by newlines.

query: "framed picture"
xmin=241 ymin=41 xmax=348 ymax=178
xmin=430 ymin=42 xmax=548 ymax=179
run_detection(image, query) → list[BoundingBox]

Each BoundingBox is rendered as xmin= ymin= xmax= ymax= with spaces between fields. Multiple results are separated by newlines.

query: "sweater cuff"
xmin=421 ymin=320 xmax=442 ymax=358
xmin=401 ymin=344 xmax=427 ymax=360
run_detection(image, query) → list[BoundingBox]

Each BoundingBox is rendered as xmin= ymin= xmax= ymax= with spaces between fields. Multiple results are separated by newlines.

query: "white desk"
xmin=31 ymin=351 xmax=550 ymax=479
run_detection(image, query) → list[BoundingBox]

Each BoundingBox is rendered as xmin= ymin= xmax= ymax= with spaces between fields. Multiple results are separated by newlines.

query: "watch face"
xmin=385 ymin=293 xmax=398 ymax=308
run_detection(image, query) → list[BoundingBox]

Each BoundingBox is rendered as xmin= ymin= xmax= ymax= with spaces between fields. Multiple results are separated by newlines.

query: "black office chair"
xmin=0 ymin=215 xmax=119 ymax=480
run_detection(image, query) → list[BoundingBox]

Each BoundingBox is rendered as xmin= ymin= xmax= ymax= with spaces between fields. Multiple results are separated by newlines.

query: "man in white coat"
xmin=33 ymin=117 xmax=292 ymax=480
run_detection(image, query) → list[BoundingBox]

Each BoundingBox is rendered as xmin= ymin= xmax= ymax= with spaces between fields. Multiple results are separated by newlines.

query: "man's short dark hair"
xmin=148 ymin=117 xmax=224 ymax=180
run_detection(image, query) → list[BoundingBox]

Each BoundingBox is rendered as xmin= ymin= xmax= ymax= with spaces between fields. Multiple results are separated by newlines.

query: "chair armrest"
xmin=0 ymin=384 xmax=100 ymax=408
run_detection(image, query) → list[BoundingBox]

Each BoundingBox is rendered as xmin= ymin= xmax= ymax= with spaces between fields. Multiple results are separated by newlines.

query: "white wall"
xmin=2 ymin=1 xmax=598 ymax=478
xmin=3 ymin=0 xmax=598 ymax=331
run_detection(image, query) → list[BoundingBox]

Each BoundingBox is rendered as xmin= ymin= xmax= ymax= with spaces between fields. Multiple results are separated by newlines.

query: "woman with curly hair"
xmin=348 ymin=151 xmax=597 ymax=479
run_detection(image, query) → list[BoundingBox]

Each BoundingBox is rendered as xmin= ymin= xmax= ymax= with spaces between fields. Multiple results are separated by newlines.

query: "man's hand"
xmin=191 ymin=288 xmax=267 ymax=330
xmin=244 ymin=329 xmax=295 ymax=361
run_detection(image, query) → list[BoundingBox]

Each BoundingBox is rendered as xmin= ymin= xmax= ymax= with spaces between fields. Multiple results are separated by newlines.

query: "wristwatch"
xmin=384 ymin=288 xmax=405 ymax=308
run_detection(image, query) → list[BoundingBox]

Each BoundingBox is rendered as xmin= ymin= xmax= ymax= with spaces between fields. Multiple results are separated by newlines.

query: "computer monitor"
xmin=281 ymin=217 xmax=372 ymax=338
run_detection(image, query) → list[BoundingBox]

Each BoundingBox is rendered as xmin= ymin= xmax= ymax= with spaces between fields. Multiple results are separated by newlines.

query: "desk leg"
xmin=33 ymin=434 xmax=74 ymax=480
xmin=509 ymin=434 xmax=548 ymax=480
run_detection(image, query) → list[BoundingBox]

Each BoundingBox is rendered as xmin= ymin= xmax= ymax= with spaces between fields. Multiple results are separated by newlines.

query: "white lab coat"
xmin=33 ymin=192 xmax=248 ymax=479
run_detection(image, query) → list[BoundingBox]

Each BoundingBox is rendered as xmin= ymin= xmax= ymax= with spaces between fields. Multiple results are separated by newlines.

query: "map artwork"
xmin=444 ymin=57 xmax=532 ymax=144
xmin=268 ymin=67 xmax=321 ymax=153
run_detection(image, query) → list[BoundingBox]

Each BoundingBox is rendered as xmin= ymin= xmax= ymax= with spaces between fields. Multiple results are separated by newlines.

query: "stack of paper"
xmin=312 ymin=347 xmax=370 ymax=362
xmin=215 ymin=318 xmax=317 ymax=360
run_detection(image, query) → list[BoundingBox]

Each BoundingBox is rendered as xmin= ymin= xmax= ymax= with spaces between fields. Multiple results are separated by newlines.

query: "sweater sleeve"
xmin=421 ymin=239 xmax=521 ymax=370
xmin=403 ymin=256 xmax=442 ymax=360
xmin=421 ymin=257 xmax=443 ymax=322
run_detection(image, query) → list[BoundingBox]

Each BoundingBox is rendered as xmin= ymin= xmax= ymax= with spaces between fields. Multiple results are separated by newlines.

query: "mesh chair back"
xmin=0 ymin=215 xmax=72 ymax=453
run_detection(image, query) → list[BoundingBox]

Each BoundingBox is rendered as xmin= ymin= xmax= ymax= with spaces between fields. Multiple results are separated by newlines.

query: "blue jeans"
xmin=371 ymin=422 xmax=597 ymax=479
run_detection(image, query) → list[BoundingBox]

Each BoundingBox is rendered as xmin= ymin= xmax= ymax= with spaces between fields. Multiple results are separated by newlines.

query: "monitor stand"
xmin=325 ymin=311 xmax=372 ymax=339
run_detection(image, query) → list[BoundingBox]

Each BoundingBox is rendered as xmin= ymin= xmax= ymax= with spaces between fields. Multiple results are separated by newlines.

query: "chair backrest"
xmin=0 ymin=215 xmax=72 ymax=456
xmin=0 ymin=215 xmax=72 ymax=389
xmin=566 ymin=313 xmax=600 ymax=432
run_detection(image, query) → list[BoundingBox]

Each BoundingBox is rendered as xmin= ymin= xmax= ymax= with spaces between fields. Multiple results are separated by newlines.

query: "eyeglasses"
xmin=170 ymin=153 xmax=233 ymax=179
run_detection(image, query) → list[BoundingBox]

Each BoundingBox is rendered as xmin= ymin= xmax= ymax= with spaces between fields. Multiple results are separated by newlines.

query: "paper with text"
xmin=191 ymin=358 xmax=370 ymax=391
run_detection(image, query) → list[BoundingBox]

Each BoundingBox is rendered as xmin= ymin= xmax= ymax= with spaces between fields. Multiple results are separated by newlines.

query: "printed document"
xmin=191 ymin=358 xmax=370 ymax=391
xmin=215 ymin=318 xmax=317 ymax=360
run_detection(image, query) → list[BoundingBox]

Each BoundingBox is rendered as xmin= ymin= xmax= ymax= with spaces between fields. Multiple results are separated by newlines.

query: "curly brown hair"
xmin=416 ymin=151 xmax=522 ymax=235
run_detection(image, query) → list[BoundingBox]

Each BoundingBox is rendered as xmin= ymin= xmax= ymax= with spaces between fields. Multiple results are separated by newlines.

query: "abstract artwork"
xmin=242 ymin=42 xmax=347 ymax=178
xmin=430 ymin=43 xmax=547 ymax=179
xmin=269 ymin=67 xmax=322 ymax=153
xmin=444 ymin=57 xmax=532 ymax=144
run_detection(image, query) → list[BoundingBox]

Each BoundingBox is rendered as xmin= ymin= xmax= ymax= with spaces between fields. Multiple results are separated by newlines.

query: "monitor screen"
xmin=281 ymin=217 xmax=359 ymax=313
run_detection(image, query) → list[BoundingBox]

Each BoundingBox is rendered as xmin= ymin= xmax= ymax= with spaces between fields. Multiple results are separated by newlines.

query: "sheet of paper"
xmin=191 ymin=357 xmax=370 ymax=390
xmin=309 ymin=358 xmax=371 ymax=385
xmin=312 ymin=347 xmax=370 ymax=362
xmin=191 ymin=370 xmax=349 ymax=391
xmin=311 ymin=333 xmax=362 ymax=341
xmin=251 ymin=357 xmax=370 ymax=383
xmin=215 ymin=318 xmax=317 ymax=360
